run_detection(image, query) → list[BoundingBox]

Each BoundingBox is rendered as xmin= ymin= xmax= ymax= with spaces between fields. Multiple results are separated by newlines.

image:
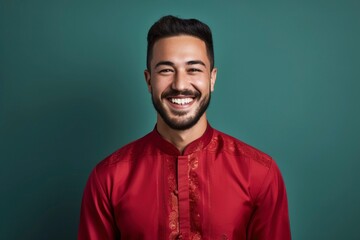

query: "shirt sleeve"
xmin=246 ymin=160 xmax=291 ymax=240
xmin=78 ymin=167 xmax=120 ymax=240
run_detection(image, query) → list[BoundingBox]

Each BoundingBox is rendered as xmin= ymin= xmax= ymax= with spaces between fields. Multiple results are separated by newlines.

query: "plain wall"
xmin=1 ymin=0 xmax=359 ymax=239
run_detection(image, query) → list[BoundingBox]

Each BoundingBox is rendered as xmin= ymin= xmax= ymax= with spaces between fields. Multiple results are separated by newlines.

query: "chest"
xmin=113 ymin=153 xmax=253 ymax=239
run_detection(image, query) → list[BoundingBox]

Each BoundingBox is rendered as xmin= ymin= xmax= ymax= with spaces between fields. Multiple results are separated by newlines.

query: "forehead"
xmin=151 ymin=35 xmax=209 ymax=66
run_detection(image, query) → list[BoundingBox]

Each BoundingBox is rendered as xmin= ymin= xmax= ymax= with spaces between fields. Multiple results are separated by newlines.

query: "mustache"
xmin=161 ymin=89 xmax=200 ymax=98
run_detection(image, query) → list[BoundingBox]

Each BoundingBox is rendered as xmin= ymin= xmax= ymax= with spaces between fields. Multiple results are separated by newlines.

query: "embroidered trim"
xmin=189 ymin=154 xmax=202 ymax=239
xmin=167 ymin=157 xmax=180 ymax=240
xmin=207 ymin=136 xmax=218 ymax=152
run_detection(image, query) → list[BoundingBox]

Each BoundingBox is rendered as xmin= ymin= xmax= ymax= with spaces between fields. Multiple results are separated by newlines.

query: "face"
xmin=145 ymin=35 xmax=217 ymax=130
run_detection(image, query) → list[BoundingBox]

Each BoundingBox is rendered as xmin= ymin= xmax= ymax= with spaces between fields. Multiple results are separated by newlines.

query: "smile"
xmin=169 ymin=97 xmax=194 ymax=105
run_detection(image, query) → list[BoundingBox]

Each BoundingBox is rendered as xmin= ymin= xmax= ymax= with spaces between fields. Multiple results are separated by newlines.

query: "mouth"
xmin=166 ymin=96 xmax=196 ymax=110
xmin=169 ymin=97 xmax=194 ymax=105
xmin=162 ymin=89 xmax=200 ymax=110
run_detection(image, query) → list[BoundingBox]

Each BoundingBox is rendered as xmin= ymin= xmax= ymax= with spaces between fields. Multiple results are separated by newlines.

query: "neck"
xmin=156 ymin=115 xmax=208 ymax=154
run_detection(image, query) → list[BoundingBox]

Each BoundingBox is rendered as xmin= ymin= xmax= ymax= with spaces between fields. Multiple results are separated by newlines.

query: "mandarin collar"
xmin=151 ymin=123 xmax=214 ymax=156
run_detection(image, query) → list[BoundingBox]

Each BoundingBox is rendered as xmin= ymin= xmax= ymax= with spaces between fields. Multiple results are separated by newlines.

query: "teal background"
xmin=1 ymin=0 xmax=359 ymax=239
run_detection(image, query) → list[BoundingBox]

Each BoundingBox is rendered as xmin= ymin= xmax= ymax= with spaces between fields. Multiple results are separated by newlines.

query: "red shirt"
xmin=78 ymin=124 xmax=291 ymax=239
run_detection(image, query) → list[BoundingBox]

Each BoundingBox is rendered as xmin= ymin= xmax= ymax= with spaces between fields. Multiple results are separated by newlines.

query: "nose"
xmin=171 ymin=70 xmax=188 ymax=91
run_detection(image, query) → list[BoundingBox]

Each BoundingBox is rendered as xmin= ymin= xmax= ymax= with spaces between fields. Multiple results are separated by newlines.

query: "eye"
xmin=188 ymin=68 xmax=202 ymax=73
xmin=158 ymin=69 xmax=174 ymax=74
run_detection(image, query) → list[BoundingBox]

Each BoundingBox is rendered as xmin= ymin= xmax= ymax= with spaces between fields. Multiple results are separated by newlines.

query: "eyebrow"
xmin=187 ymin=60 xmax=206 ymax=67
xmin=155 ymin=61 xmax=175 ymax=68
xmin=154 ymin=60 xmax=206 ymax=69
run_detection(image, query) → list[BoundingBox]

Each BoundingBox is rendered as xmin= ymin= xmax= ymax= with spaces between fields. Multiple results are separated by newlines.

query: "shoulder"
xmin=210 ymin=129 xmax=273 ymax=169
xmin=209 ymin=129 xmax=282 ymax=200
xmin=84 ymin=131 xmax=157 ymax=198
xmin=98 ymin=131 xmax=156 ymax=167
xmin=92 ymin=131 xmax=156 ymax=181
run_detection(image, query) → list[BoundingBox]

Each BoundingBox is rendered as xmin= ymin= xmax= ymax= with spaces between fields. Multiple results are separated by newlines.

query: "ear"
xmin=144 ymin=69 xmax=152 ymax=93
xmin=210 ymin=67 xmax=217 ymax=92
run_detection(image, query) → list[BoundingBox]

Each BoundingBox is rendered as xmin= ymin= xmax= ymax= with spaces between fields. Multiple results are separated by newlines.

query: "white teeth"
xmin=170 ymin=98 xmax=193 ymax=105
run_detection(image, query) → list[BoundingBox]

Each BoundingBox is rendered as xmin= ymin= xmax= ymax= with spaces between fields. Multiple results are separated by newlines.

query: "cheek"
xmin=150 ymin=79 xmax=167 ymax=95
xmin=192 ymin=77 xmax=211 ymax=91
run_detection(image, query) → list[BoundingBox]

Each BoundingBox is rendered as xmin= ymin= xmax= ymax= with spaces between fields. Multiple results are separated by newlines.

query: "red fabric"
xmin=78 ymin=124 xmax=291 ymax=240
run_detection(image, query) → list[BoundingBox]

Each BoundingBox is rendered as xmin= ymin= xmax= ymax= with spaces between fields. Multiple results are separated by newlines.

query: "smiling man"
xmin=78 ymin=15 xmax=291 ymax=240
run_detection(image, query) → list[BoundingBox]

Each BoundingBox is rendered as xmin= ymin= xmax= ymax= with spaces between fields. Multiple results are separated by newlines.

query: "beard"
xmin=151 ymin=88 xmax=211 ymax=131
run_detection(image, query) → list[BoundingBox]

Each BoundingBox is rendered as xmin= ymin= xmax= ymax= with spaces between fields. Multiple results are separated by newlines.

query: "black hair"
xmin=146 ymin=15 xmax=214 ymax=70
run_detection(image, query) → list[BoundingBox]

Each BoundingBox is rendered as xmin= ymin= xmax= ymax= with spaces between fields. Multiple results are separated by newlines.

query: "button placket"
xmin=177 ymin=155 xmax=190 ymax=239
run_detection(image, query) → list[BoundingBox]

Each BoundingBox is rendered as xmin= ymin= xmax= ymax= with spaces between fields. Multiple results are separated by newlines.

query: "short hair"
xmin=146 ymin=15 xmax=214 ymax=71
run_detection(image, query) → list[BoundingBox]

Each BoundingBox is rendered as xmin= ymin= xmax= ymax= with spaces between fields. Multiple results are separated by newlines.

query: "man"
xmin=78 ymin=15 xmax=291 ymax=240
